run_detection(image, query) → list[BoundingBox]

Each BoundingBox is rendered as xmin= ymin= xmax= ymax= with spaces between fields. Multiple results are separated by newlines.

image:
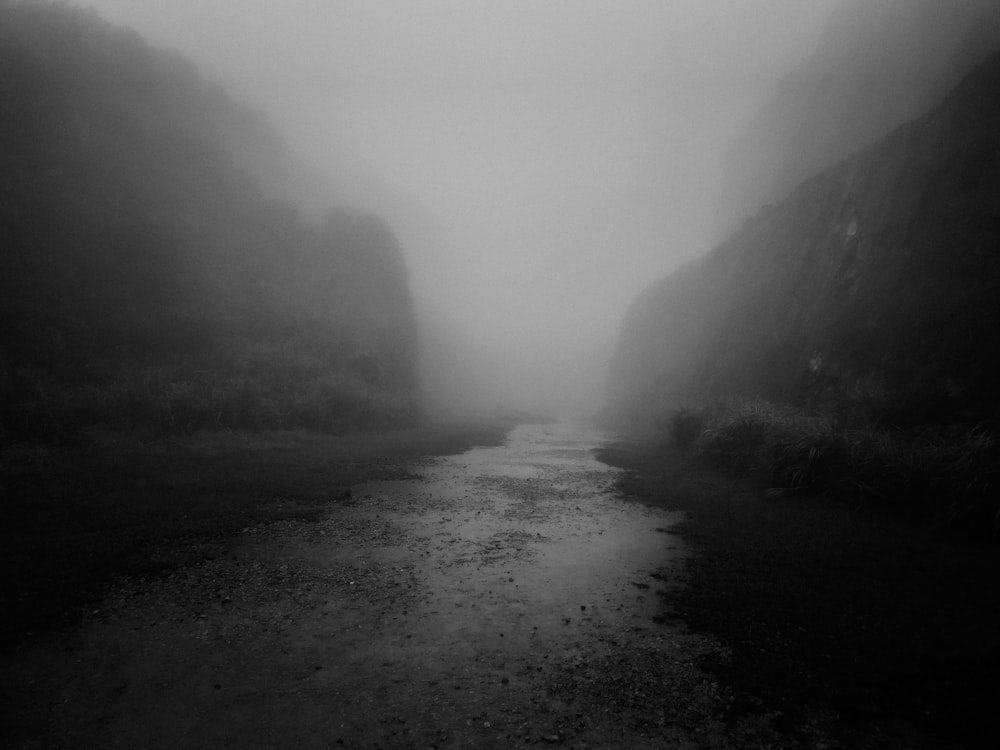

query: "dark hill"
xmin=609 ymin=50 xmax=1000 ymax=429
xmin=0 ymin=1 xmax=417 ymax=439
xmin=717 ymin=0 xmax=1000 ymax=235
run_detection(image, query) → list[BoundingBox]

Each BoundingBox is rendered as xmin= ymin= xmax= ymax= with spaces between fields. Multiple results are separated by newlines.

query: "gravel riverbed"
xmin=4 ymin=423 xmax=733 ymax=749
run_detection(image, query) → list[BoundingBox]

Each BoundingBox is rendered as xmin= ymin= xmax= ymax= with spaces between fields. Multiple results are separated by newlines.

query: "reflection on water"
xmin=359 ymin=422 xmax=684 ymax=656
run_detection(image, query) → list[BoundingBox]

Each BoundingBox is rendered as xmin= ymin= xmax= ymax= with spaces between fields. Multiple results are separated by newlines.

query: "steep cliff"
xmin=0 ymin=1 xmax=418 ymax=437
xmin=718 ymin=0 xmax=1000 ymax=234
xmin=609 ymin=51 xmax=1000 ymax=428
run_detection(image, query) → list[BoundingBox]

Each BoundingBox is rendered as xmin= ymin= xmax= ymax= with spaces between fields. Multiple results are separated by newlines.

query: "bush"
xmin=667 ymin=408 xmax=707 ymax=448
xmin=663 ymin=398 xmax=999 ymax=531
xmin=0 ymin=363 xmax=419 ymax=442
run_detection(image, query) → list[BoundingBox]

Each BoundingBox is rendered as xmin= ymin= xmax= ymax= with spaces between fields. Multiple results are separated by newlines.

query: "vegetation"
xmin=609 ymin=49 xmax=1000 ymax=534
xmin=0 ymin=1 xmax=418 ymax=442
xmin=663 ymin=398 xmax=999 ymax=531
xmin=601 ymin=440 xmax=1000 ymax=747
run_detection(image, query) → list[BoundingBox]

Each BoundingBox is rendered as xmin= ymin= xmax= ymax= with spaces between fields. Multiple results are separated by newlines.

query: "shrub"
xmin=0 ymin=363 xmax=419 ymax=442
xmin=668 ymin=408 xmax=707 ymax=448
xmin=663 ymin=397 xmax=999 ymax=531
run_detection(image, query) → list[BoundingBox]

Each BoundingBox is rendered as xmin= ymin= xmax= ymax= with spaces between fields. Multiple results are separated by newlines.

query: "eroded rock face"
xmin=609 ymin=52 xmax=1000 ymax=427
xmin=717 ymin=0 xmax=1000 ymax=235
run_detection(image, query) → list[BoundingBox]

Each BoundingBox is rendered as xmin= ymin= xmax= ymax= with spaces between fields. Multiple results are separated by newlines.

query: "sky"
xmin=78 ymin=0 xmax=841 ymax=417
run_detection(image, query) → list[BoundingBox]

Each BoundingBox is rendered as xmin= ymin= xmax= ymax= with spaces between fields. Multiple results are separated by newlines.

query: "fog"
xmin=78 ymin=0 xmax=841 ymax=418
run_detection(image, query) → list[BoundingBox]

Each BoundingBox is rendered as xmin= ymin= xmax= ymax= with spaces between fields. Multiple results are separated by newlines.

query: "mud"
xmin=3 ymin=424 xmax=728 ymax=748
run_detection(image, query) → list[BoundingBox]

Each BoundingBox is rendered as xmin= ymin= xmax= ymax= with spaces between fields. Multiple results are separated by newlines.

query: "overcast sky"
xmin=78 ymin=0 xmax=840 ymax=416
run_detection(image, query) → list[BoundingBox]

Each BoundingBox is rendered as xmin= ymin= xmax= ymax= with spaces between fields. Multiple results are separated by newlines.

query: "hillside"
xmin=608 ymin=50 xmax=1000 ymax=430
xmin=0 ymin=1 xmax=418 ymax=439
xmin=717 ymin=0 xmax=1000 ymax=235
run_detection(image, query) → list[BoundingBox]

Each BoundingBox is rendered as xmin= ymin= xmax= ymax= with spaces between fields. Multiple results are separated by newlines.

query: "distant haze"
xmin=77 ymin=0 xmax=842 ymax=417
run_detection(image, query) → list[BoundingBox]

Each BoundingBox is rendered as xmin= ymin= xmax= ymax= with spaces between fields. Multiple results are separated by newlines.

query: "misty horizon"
xmin=73 ymin=0 xmax=856 ymax=417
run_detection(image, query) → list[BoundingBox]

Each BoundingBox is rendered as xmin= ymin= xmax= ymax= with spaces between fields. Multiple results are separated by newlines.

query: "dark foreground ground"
xmin=3 ymin=421 xmax=998 ymax=749
xmin=600 ymin=439 xmax=1000 ymax=749
xmin=1 ymin=420 xmax=512 ymax=647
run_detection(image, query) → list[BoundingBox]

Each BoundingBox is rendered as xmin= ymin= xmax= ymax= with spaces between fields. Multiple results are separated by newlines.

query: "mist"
xmin=7 ymin=4 xmax=1000 ymax=744
xmin=75 ymin=0 xmax=842 ymax=418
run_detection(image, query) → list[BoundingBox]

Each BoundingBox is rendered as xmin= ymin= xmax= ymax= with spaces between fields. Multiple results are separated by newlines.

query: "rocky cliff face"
xmin=718 ymin=0 xmax=1000 ymax=235
xmin=609 ymin=51 xmax=1000 ymax=428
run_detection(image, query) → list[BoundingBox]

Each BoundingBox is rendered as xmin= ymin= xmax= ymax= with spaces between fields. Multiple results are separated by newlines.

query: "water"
xmin=353 ymin=422 xmax=686 ymax=678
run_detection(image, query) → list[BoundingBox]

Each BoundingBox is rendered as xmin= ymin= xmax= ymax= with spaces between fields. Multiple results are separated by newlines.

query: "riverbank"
xmin=1 ymin=419 xmax=512 ymax=648
xmin=599 ymin=438 xmax=1000 ymax=748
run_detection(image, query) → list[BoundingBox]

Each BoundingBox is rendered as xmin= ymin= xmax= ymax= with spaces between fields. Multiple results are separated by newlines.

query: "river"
xmin=5 ymin=423 xmax=728 ymax=748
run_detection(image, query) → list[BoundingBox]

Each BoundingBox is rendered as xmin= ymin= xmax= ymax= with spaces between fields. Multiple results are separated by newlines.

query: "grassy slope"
xmin=0 ymin=420 xmax=511 ymax=648
xmin=599 ymin=440 xmax=1000 ymax=748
